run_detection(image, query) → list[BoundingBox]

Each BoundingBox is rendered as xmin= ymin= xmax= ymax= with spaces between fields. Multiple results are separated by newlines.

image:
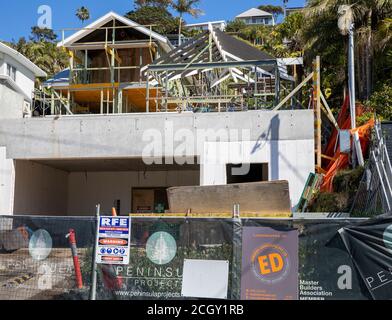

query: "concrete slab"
xmin=167 ymin=180 xmax=292 ymax=217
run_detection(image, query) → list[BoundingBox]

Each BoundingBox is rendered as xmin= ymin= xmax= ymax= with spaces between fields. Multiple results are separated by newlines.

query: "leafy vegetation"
xmin=365 ymin=80 xmax=392 ymax=120
xmin=307 ymin=166 xmax=365 ymax=212
xmin=125 ymin=6 xmax=180 ymax=35
xmin=9 ymin=35 xmax=68 ymax=78
xmin=76 ymin=7 xmax=90 ymax=24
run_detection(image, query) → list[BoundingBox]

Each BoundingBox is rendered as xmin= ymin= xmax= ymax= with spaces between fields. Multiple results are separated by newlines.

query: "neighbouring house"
xmin=165 ymin=34 xmax=191 ymax=47
xmin=0 ymin=42 xmax=46 ymax=118
xmin=286 ymin=7 xmax=305 ymax=17
xmin=167 ymin=21 xmax=226 ymax=47
xmin=185 ymin=21 xmax=227 ymax=32
xmin=235 ymin=8 xmax=275 ymax=26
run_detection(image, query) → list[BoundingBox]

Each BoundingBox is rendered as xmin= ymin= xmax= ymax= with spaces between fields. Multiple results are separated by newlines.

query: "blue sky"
xmin=0 ymin=0 xmax=306 ymax=42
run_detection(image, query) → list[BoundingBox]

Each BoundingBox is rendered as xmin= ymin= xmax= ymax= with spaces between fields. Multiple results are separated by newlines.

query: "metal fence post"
xmin=90 ymin=204 xmax=100 ymax=300
xmin=372 ymin=152 xmax=391 ymax=211
xmin=231 ymin=204 xmax=242 ymax=300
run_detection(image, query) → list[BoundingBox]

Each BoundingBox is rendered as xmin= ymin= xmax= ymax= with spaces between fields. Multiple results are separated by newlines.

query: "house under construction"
xmin=0 ymin=12 xmax=322 ymax=217
xmin=40 ymin=11 xmax=173 ymax=115
xmin=38 ymin=12 xmax=304 ymax=115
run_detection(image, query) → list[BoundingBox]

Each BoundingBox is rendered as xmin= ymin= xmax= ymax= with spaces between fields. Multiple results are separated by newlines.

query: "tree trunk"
xmin=365 ymin=10 xmax=373 ymax=98
xmin=178 ymin=14 xmax=183 ymax=46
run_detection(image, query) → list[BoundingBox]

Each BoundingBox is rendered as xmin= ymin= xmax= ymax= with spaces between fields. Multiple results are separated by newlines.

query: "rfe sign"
xmin=96 ymin=216 xmax=131 ymax=265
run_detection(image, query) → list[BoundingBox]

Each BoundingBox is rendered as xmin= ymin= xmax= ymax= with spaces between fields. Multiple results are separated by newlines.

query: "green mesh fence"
xmin=0 ymin=215 xmax=371 ymax=300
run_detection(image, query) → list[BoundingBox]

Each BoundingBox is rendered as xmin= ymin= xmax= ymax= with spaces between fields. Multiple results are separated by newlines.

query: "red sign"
xmin=99 ymin=238 xmax=128 ymax=246
xmin=102 ymin=256 xmax=123 ymax=262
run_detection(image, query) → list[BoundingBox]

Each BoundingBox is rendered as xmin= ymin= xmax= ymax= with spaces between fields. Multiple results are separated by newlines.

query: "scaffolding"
xmin=36 ymin=16 xmax=313 ymax=116
xmin=38 ymin=15 xmax=169 ymax=115
xmin=145 ymin=59 xmax=280 ymax=113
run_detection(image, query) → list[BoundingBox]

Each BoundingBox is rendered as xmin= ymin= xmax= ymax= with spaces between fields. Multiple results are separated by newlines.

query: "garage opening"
xmin=226 ymin=163 xmax=269 ymax=184
xmin=13 ymin=159 xmax=200 ymax=216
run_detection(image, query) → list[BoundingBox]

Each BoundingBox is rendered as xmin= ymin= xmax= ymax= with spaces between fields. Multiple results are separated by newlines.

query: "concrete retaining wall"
xmin=0 ymin=110 xmax=314 ymax=160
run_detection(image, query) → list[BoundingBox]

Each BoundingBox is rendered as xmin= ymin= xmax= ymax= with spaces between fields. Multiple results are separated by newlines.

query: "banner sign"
xmin=241 ymin=227 xmax=298 ymax=300
xmin=338 ymin=217 xmax=392 ymax=300
xmin=297 ymin=221 xmax=368 ymax=300
xmin=96 ymin=217 xmax=131 ymax=265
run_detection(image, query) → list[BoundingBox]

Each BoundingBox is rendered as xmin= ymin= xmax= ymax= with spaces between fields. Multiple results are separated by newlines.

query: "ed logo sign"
xmin=252 ymin=243 xmax=290 ymax=284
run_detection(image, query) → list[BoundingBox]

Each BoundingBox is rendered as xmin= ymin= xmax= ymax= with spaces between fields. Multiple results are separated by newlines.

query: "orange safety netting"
xmin=320 ymin=96 xmax=374 ymax=192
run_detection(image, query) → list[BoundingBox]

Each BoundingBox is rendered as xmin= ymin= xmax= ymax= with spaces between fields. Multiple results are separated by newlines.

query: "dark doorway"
xmin=226 ymin=163 xmax=269 ymax=184
xmin=131 ymin=187 xmax=169 ymax=213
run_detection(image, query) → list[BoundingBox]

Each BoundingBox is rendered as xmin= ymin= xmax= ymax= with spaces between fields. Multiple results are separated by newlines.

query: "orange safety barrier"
xmin=66 ymin=229 xmax=84 ymax=289
xmin=320 ymin=93 xmax=374 ymax=192
xmin=321 ymin=117 xmax=374 ymax=192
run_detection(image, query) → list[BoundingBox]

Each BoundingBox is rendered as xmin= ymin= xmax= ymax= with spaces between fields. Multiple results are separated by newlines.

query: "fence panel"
xmin=0 ymin=215 xmax=372 ymax=300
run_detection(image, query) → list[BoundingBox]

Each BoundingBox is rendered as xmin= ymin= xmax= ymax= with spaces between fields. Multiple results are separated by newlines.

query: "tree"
xmin=30 ymin=26 xmax=58 ymax=42
xmin=10 ymin=38 xmax=68 ymax=77
xmin=226 ymin=20 xmax=247 ymax=34
xmin=76 ymin=6 xmax=90 ymax=24
xmin=125 ymin=6 xmax=179 ymax=35
xmin=171 ymin=0 xmax=204 ymax=46
xmin=305 ymin=0 xmax=392 ymax=99
xmin=274 ymin=12 xmax=305 ymax=56
xmin=258 ymin=5 xmax=284 ymax=24
xmin=366 ymin=80 xmax=392 ymax=120
xmin=134 ymin=0 xmax=172 ymax=8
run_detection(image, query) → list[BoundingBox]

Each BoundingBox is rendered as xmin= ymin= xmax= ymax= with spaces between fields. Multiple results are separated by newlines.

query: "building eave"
xmin=0 ymin=75 xmax=32 ymax=101
xmin=57 ymin=11 xmax=170 ymax=52
xmin=0 ymin=42 xmax=47 ymax=78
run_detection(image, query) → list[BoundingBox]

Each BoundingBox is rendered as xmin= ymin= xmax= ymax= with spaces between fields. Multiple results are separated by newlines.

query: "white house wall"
xmin=1 ymin=53 xmax=35 ymax=100
xmin=13 ymin=161 xmax=69 ymax=216
xmin=67 ymin=170 xmax=199 ymax=216
xmin=201 ymin=139 xmax=314 ymax=208
xmin=0 ymin=84 xmax=25 ymax=119
xmin=0 ymin=147 xmax=15 ymax=215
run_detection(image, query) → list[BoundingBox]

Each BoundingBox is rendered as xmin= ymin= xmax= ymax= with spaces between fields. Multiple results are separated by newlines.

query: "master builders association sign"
xmin=241 ymin=227 xmax=298 ymax=300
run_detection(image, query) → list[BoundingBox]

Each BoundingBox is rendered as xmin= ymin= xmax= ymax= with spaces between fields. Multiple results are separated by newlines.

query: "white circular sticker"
xmin=29 ymin=229 xmax=53 ymax=261
xmin=383 ymin=224 xmax=392 ymax=253
xmin=146 ymin=232 xmax=177 ymax=265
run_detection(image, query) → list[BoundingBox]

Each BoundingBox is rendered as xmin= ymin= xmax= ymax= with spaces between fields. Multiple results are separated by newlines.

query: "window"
xmin=7 ymin=64 xmax=16 ymax=81
xmin=226 ymin=163 xmax=269 ymax=184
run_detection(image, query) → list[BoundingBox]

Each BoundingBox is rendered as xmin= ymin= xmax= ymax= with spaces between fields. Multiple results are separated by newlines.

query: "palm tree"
xmin=304 ymin=0 xmax=392 ymax=98
xmin=76 ymin=7 xmax=90 ymax=24
xmin=171 ymin=0 xmax=204 ymax=46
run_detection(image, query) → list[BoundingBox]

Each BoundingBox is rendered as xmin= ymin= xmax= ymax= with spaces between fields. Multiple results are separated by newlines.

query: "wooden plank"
xmin=167 ymin=181 xmax=292 ymax=217
xmin=273 ymin=72 xmax=313 ymax=110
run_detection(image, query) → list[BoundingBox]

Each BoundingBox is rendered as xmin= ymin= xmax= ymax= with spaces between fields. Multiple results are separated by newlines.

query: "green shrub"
xmin=307 ymin=192 xmax=350 ymax=212
xmin=333 ymin=166 xmax=364 ymax=194
xmin=366 ymin=81 xmax=392 ymax=120
xmin=307 ymin=167 xmax=365 ymax=212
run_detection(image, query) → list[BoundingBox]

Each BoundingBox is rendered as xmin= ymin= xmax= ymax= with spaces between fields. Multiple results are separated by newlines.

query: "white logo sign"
xmin=29 ymin=229 xmax=53 ymax=261
xmin=37 ymin=5 xmax=52 ymax=29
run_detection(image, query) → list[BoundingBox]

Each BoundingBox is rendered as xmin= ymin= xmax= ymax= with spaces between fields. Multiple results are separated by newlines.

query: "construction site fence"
xmin=351 ymin=120 xmax=392 ymax=216
xmin=0 ymin=215 xmax=374 ymax=300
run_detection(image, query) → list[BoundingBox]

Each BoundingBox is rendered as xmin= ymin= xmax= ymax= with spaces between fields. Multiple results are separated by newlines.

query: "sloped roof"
xmin=151 ymin=29 xmax=275 ymax=66
xmin=151 ymin=30 xmax=224 ymax=66
xmin=0 ymin=42 xmax=46 ymax=77
xmin=215 ymin=29 xmax=274 ymax=62
xmin=57 ymin=11 xmax=172 ymax=52
xmin=236 ymin=8 xmax=273 ymax=18
xmin=148 ymin=29 xmax=277 ymax=80
xmin=44 ymin=68 xmax=70 ymax=87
